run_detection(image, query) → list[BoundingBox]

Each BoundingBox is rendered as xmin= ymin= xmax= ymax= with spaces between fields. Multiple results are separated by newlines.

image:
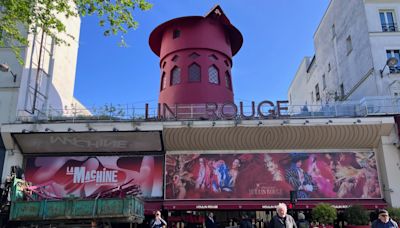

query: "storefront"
xmin=0 ymin=117 xmax=399 ymax=226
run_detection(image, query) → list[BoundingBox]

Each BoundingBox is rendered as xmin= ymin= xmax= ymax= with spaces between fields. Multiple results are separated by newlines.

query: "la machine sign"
xmin=148 ymin=100 xmax=289 ymax=120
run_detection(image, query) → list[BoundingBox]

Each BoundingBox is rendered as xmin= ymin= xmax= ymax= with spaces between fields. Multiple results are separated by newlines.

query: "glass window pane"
xmin=171 ymin=67 xmax=181 ymax=85
xmin=208 ymin=66 xmax=219 ymax=84
xmin=380 ymin=12 xmax=386 ymax=25
xmin=189 ymin=64 xmax=201 ymax=82
xmin=387 ymin=12 xmax=394 ymax=24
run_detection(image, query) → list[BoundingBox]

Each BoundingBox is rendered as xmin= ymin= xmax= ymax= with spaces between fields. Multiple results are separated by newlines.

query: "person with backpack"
xmin=296 ymin=213 xmax=310 ymax=228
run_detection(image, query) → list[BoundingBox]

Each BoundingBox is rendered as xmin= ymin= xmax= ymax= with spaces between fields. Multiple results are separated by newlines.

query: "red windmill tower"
xmin=149 ymin=5 xmax=243 ymax=118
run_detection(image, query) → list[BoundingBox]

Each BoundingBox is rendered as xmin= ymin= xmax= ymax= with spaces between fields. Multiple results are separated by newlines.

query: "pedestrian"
xmin=371 ymin=209 xmax=398 ymax=228
xmin=268 ymin=203 xmax=297 ymax=228
xmin=151 ymin=211 xmax=167 ymax=228
xmin=206 ymin=212 xmax=217 ymax=228
xmin=296 ymin=212 xmax=310 ymax=228
xmin=239 ymin=214 xmax=252 ymax=228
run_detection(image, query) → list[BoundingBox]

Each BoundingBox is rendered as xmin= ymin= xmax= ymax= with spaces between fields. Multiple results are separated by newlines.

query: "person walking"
xmin=371 ymin=209 xmax=398 ymax=228
xmin=268 ymin=203 xmax=297 ymax=228
xmin=151 ymin=211 xmax=167 ymax=228
xmin=296 ymin=212 xmax=310 ymax=228
xmin=239 ymin=214 xmax=252 ymax=228
xmin=206 ymin=212 xmax=217 ymax=228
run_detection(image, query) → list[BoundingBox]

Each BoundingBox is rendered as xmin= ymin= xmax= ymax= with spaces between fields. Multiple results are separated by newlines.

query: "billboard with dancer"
xmin=25 ymin=155 xmax=164 ymax=198
xmin=165 ymin=152 xmax=381 ymax=200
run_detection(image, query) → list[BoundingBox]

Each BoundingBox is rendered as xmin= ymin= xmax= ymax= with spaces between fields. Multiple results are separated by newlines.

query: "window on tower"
xmin=208 ymin=65 xmax=219 ymax=84
xmin=189 ymin=63 xmax=201 ymax=82
xmin=225 ymin=71 xmax=232 ymax=90
xmin=173 ymin=29 xmax=181 ymax=39
xmin=160 ymin=72 xmax=166 ymax=91
xmin=171 ymin=66 xmax=181 ymax=85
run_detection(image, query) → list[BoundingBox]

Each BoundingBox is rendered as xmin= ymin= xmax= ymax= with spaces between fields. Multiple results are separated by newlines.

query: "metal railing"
xmin=15 ymin=96 xmax=400 ymax=123
xmin=381 ymin=23 xmax=398 ymax=32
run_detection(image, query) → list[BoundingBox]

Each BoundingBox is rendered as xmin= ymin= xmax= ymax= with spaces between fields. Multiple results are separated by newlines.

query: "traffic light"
xmin=290 ymin=190 xmax=298 ymax=204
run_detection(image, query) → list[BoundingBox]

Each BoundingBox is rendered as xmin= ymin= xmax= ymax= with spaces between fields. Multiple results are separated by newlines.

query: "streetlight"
xmin=380 ymin=57 xmax=399 ymax=77
xmin=0 ymin=63 xmax=17 ymax=82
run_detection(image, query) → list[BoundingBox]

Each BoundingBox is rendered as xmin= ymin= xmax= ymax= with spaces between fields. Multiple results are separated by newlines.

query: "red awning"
xmin=163 ymin=199 xmax=387 ymax=210
xmin=145 ymin=201 xmax=164 ymax=215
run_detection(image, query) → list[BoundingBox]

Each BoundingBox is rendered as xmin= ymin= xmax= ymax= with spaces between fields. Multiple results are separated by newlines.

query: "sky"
xmin=74 ymin=0 xmax=330 ymax=108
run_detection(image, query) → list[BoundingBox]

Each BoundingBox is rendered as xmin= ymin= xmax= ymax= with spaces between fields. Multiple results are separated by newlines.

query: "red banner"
xmin=25 ymin=155 xmax=164 ymax=198
xmin=165 ymin=152 xmax=381 ymax=199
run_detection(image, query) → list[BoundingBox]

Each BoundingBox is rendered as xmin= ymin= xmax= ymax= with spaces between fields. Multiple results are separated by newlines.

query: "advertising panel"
xmin=25 ymin=155 xmax=164 ymax=198
xmin=165 ymin=152 xmax=381 ymax=199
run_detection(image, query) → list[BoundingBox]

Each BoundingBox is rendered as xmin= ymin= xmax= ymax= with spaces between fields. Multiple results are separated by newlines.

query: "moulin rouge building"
xmin=1 ymin=5 xmax=400 ymax=227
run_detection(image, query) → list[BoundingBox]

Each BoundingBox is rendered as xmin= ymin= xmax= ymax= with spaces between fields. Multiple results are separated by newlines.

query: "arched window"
xmin=172 ymin=55 xmax=179 ymax=62
xmin=208 ymin=65 xmax=219 ymax=84
xmin=171 ymin=66 xmax=181 ymax=85
xmin=225 ymin=71 xmax=232 ymax=90
xmin=189 ymin=63 xmax=201 ymax=82
xmin=189 ymin=52 xmax=200 ymax=59
xmin=160 ymin=72 xmax=166 ymax=91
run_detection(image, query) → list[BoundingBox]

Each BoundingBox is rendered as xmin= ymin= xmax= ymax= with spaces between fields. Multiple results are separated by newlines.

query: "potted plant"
xmin=388 ymin=207 xmax=400 ymax=225
xmin=344 ymin=205 xmax=370 ymax=228
xmin=312 ymin=203 xmax=337 ymax=228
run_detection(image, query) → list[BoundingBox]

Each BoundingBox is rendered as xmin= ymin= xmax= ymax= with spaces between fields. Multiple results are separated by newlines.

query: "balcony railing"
xmin=381 ymin=23 xmax=398 ymax=32
xmin=14 ymin=96 xmax=400 ymax=123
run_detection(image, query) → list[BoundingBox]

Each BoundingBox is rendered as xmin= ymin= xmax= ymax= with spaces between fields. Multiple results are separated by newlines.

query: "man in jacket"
xmin=268 ymin=203 xmax=297 ymax=228
xmin=371 ymin=209 xmax=398 ymax=228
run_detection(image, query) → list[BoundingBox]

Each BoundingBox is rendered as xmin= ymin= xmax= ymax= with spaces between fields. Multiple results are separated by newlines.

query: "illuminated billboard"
xmin=25 ymin=155 xmax=164 ymax=198
xmin=165 ymin=152 xmax=381 ymax=200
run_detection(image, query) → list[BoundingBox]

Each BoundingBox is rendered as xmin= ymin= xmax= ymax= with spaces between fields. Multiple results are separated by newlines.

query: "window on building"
xmin=315 ymin=84 xmax=320 ymax=101
xmin=380 ymin=10 xmax=397 ymax=32
xmin=162 ymin=61 xmax=166 ymax=69
xmin=340 ymin=83 xmax=345 ymax=100
xmin=189 ymin=52 xmax=200 ymax=59
xmin=328 ymin=63 xmax=331 ymax=72
xmin=160 ymin=72 xmax=166 ymax=91
xmin=173 ymin=29 xmax=181 ymax=39
xmin=172 ymin=55 xmax=179 ymax=62
xmin=171 ymin=66 xmax=181 ymax=85
xmin=208 ymin=65 xmax=219 ymax=84
xmin=225 ymin=71 xmax=232 ymax=90
xmin=189 ymin=63 xmax=201 ymax=82
xmin=209 ymin=54 xmax=218 ymax=61
xmin=346 ymin=35 xmax=352 ymax=55
xmin=322 ymin=74 xmax=327 ymax=90
xmin=224 ymin=60 xmax=230 ymax=67
xmin=386 ymin=50 xmax=400 ymax=73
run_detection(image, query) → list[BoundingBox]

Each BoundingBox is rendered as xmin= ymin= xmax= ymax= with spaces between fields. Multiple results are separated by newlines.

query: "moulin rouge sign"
xmin=144 ymin=100 xmax=289 ymax=120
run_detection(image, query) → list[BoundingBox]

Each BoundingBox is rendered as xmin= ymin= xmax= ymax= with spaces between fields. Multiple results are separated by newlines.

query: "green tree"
xmin=312 ymin=203 xmax=337 ymax=225
xmin=0 ymin=0 xmax=152 ymax=63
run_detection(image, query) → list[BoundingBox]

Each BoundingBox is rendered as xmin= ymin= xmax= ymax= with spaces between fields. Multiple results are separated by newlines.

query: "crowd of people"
xmin=151 ymin=203 xmax=398 ymax=228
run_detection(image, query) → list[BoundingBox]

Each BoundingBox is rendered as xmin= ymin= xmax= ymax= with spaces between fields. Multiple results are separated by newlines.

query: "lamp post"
xmin=380 ymin=57 xmax=399 ymax=77
xmin=0 ymin=63 xmax=17 ymax=82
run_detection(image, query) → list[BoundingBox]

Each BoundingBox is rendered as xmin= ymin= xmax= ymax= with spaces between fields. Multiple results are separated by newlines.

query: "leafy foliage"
xmin=388 ymin=207 xmax=400 ymax=224
xmin=0 ymin=0 xmax=153 ymax=63
xmin=344 ymin=205 xmax=369 ymax=225
xmin=312 ymin=203 xmax=337 ymax=225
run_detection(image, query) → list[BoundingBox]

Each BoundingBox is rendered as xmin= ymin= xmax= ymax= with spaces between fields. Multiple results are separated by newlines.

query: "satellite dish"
xmin=0 ymin=63 xmax=10 ymax=72
xmin=386 ymin=57 xmax=399 ymax=67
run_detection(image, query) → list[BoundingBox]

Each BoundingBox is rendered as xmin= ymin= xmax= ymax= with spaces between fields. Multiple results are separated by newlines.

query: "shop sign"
xmin=195 ymin=205 xmax=219 ymax=209
xmin=13 ymin=131 xmax=162 ymax=153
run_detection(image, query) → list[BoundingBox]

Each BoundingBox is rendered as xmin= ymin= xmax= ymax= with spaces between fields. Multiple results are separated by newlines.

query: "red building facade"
xmin=149 ymin=6 xmax=243 ymax=106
